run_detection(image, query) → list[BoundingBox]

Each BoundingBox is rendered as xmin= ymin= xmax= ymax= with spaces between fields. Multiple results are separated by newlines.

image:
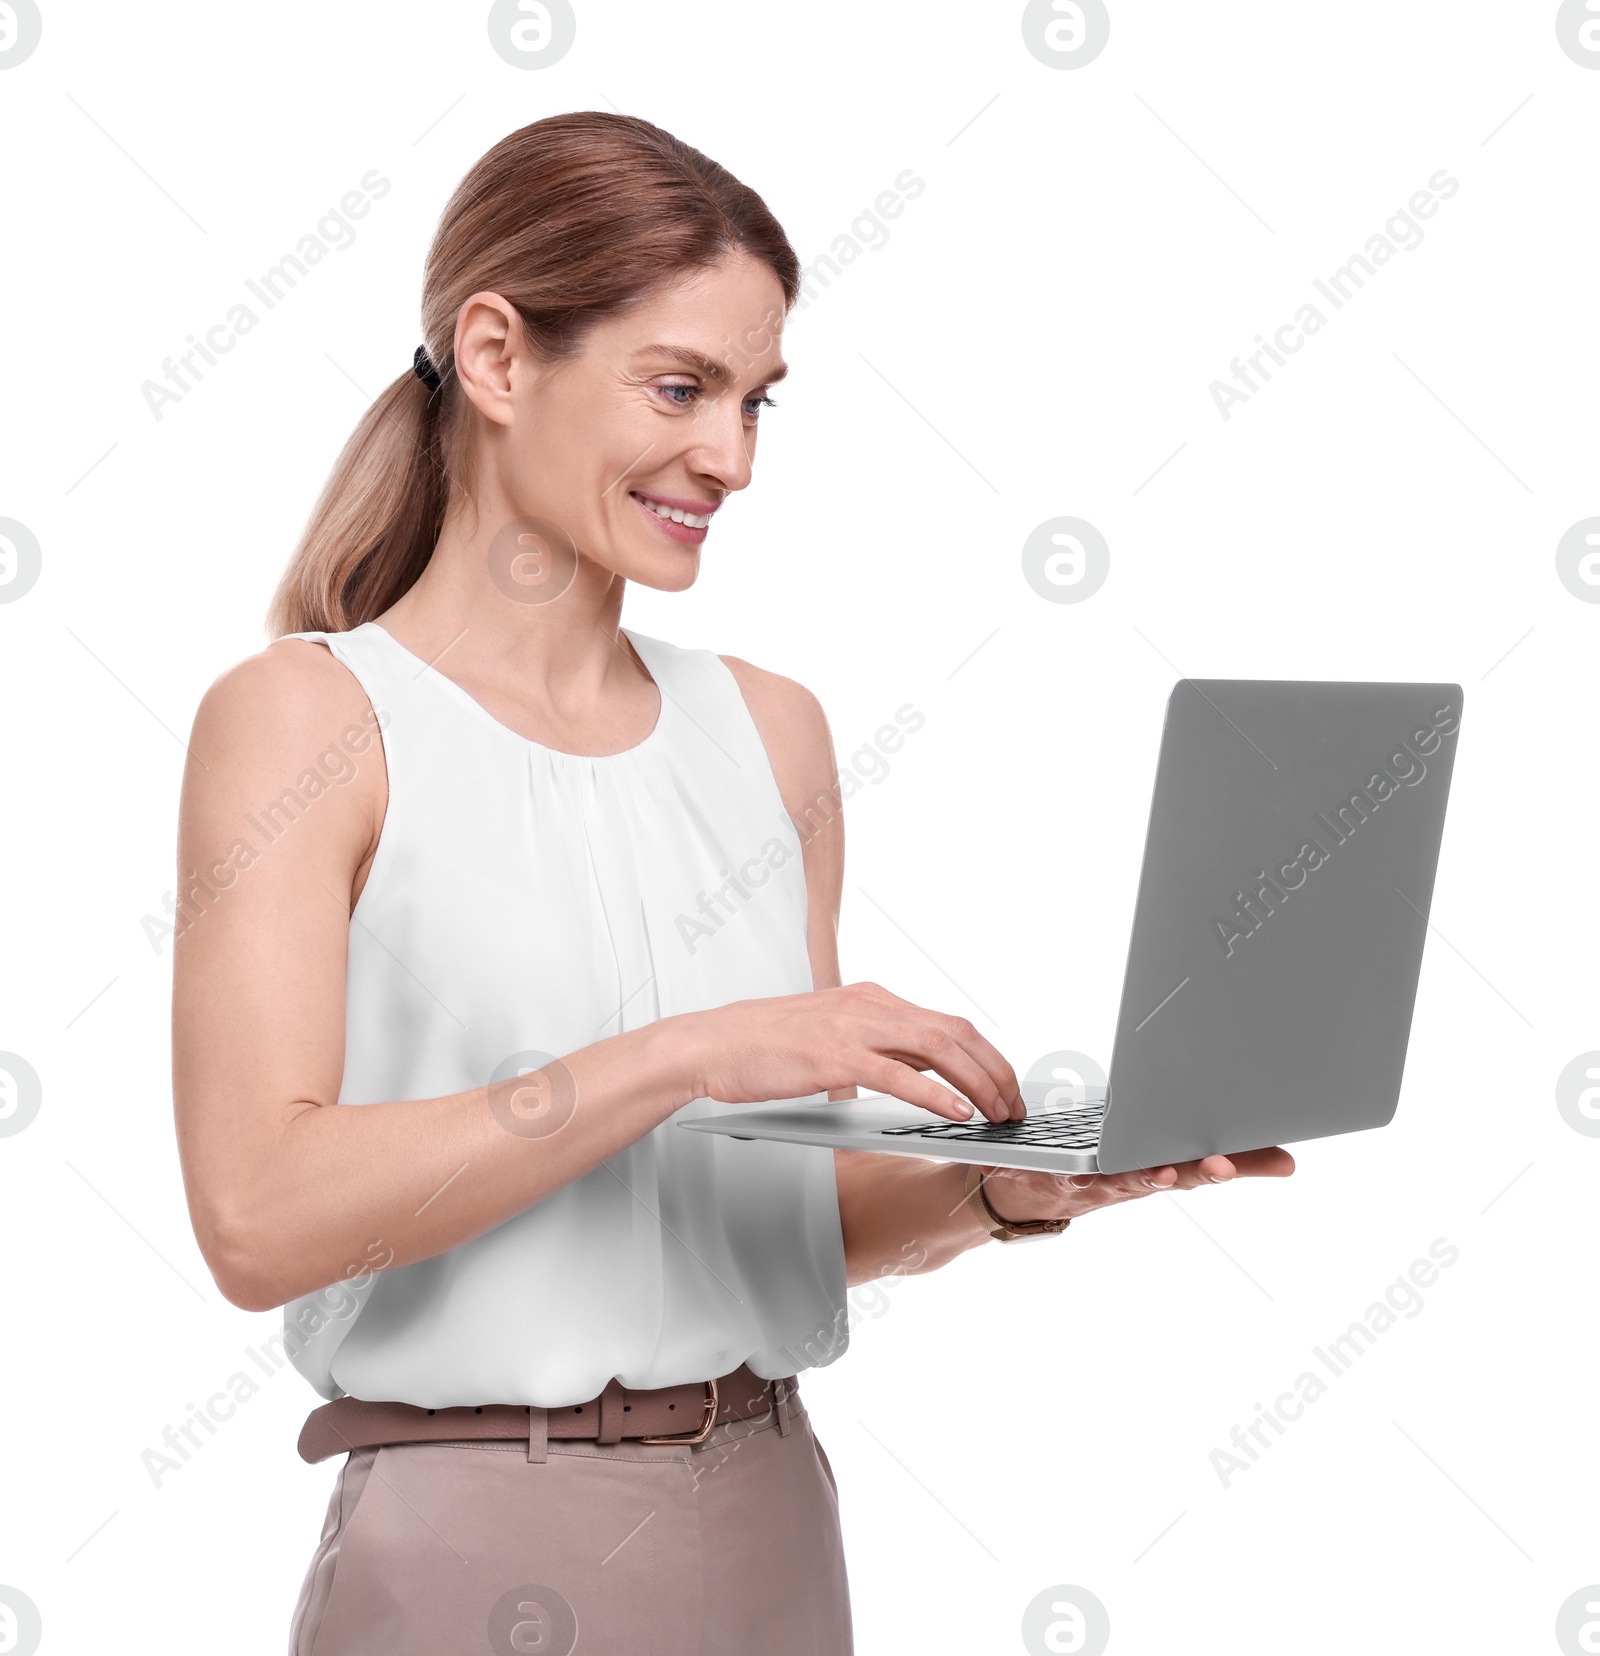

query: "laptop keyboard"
xmin=878 ymin=1101 xmax=1107 ymax=1150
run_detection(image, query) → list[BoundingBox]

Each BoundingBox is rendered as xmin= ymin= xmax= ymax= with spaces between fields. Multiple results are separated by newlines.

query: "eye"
xmin=656 ymin=382 xmax=700 ymax=408
xmin=743 ymin=394 xmax=778 ymax=419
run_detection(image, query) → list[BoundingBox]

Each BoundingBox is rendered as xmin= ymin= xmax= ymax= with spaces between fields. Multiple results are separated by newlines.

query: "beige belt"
xmin=297 ymin=1361 xmax=795 ymax=1464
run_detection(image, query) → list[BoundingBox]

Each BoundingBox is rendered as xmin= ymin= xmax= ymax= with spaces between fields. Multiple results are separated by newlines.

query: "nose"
xmin=685 ymin=389 xmax=756 ymax=496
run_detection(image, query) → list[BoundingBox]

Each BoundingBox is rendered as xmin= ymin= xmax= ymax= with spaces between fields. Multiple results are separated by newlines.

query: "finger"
xmin=928 ymin=1012 xmax=1024 ymax=1118
xmin=1169 ymin=1149 xmax=1293 ymax=1185
xmin=851 ymin=1053 xmax=975 ymax=1121
xmin=857 ymin=990 xmax=1021 ymax=1118
xmin=1091 ymin=1158 xmax=1227 ymax=1200
xmin=1227 ymin=1146 xmax=1296 ymax=1177
xmin=1138 ymin=1165 xmax=1179 ymax=1191
xmin=875 ymin=1016 xmax=1014 ymax=1121
xmin=1143 ymin=1156 xmax=1234 ymax=1192
xmin=894 ymin=1022 xmax=1014 ymax=1122
xmin=1055 ymin=1166 xmax=1174 ymax=1208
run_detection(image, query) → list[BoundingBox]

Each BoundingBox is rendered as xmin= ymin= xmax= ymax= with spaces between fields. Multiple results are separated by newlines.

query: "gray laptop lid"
xmin=1094 ymin=680 xmax=1461 ymax=1174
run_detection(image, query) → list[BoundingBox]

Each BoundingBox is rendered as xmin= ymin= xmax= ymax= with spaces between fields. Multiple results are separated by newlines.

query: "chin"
xmin=618 ymin=548 xmax=702 ymax=593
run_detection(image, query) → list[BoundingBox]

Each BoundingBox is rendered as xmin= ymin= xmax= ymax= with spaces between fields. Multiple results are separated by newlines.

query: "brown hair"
xmin=267 ymin=113 xmax=800 ymax=637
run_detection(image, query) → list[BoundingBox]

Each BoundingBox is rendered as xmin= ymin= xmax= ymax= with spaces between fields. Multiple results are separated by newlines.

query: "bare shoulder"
xmin=182 ymin=636 xmax=387 ymax=862
xmin=190 ymin=636 xmax=372 ymax=754
xmin=718 ymin=654 xmax=836 ymax=806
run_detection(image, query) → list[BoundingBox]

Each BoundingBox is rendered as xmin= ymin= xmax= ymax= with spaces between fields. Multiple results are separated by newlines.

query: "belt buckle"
xmin=639 ymin=1378 xmax=719 ymax=1445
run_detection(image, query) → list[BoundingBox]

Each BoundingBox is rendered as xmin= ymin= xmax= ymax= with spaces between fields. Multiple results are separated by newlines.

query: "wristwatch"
xmin=964 ymin=1162 xmax=1071 ymax=1242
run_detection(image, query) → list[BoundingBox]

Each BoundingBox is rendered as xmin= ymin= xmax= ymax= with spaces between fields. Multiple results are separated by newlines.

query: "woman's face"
xmin=465 ymin=251 xmax=789 ymax=594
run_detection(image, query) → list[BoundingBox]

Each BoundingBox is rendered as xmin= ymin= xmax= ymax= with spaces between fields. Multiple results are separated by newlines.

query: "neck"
xmin=377 ymin=504 xmax=636 ymax=708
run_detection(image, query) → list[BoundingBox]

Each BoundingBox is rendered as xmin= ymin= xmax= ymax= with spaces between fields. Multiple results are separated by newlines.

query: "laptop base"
xmin=676 ymin=1093 xmax=1107 ymax=1174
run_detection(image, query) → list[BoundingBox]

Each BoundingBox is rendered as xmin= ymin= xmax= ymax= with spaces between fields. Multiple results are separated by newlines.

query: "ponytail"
xmin=268 ymin=368 xmax=450 ymax=636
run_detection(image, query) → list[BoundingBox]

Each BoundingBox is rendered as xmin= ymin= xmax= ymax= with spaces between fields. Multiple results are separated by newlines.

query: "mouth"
xmin=629 ymin=489 xmax=717 ymax=545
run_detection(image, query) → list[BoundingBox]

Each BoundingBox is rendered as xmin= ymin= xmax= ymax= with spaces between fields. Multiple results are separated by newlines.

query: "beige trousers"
xmin=288 ymin=1378 xmax=852 ymax=1654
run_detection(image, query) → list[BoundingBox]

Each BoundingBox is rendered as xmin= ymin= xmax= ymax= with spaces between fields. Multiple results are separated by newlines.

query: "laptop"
xmin=679 ymin=679 xmax=1461 ymax=1176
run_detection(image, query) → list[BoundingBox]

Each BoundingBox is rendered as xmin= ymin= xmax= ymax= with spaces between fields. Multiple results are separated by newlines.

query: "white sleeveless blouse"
xmin=280 ymin=622 xmax=848 ymax=1408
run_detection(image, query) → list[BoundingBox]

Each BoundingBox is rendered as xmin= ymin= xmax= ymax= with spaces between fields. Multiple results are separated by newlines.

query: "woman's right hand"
xmin=674 ymin=982 xmax=1024 ymax=1123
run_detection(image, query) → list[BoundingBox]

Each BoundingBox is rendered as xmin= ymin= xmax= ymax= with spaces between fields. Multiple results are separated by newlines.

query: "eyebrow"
xmin=638 ymin=344 xmax=789 ymax=390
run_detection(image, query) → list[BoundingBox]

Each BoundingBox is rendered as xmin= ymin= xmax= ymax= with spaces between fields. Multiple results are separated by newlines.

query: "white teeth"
xmin=636 ymin=494 xmax=711 ymax=529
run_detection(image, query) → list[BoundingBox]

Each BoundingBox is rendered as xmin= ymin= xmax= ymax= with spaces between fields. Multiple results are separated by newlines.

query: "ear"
xmin=452 ymin=292 xmax=535 ymax=429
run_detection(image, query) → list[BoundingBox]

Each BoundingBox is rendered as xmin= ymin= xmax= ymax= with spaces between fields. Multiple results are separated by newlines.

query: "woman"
xmin=171 ymin=112 xmax=1292 ymax=1655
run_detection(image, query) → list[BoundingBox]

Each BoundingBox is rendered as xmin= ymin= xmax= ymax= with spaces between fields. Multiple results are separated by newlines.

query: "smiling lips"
xmin=630 ymin=489 xmax=718 ymax=537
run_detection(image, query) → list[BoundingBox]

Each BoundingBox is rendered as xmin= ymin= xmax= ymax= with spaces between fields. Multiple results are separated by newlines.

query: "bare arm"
xmin=172 ymin=641 xmax=708 ymax=1311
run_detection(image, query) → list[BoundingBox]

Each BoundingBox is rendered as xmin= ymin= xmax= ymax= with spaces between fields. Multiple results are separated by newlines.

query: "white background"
xmin=2 ymin=3 xmax=1597 ymax=1652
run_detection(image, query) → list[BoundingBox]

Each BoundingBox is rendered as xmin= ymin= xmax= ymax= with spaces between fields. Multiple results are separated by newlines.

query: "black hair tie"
xmin=412 ymin=345 xmax=443 ymax=393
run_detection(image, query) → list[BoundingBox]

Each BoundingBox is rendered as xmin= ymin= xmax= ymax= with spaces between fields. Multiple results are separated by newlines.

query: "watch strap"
xmin=964 ymin=1162 xmax=1071 ymax=1241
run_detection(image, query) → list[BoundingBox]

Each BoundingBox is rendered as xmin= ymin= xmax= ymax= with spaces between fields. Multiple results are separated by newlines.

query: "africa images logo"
xmin=1208 ymin=702 xmax=1459 ymax=958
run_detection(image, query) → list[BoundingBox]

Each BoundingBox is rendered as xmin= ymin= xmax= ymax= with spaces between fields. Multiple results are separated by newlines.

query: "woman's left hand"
xmin=978 ymin=1146 xmax=1296 ymax=1227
